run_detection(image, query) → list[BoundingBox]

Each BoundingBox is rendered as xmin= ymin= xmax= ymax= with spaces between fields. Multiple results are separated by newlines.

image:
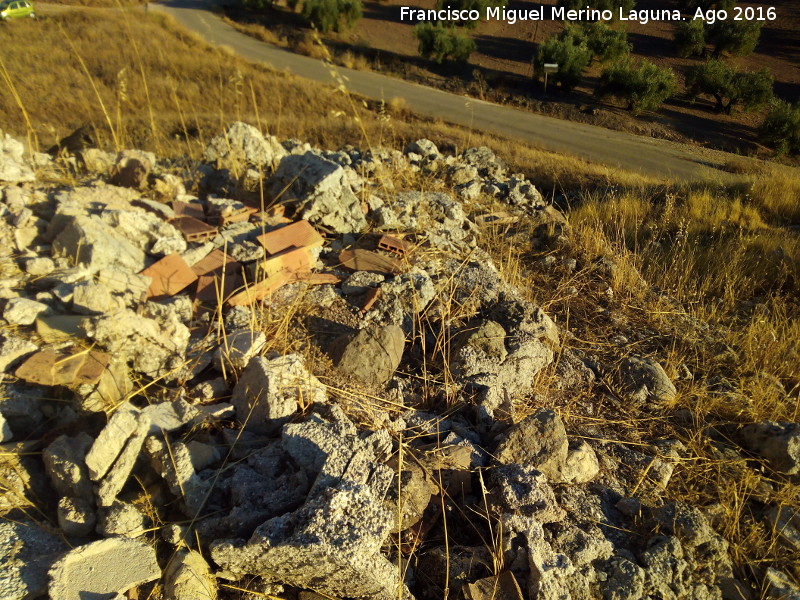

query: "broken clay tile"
xmin=195 ymin=272 xmax=245 ymax=306
xmin=15 ymin=350 xmax=88 ymax=387
xmin=377 ymin=235 xmax=411 ymax=257
xmin=141 ymin=253 xmax=198 ymax=298
xmin=171 ymin=200 xmax=206 ymax=221
xmin=339 ymin=249 xmax=403 ymax=275
xmin=294 ymin=273 xmax=342 ymax=285
xmin=191 ymin=249 xmax=240 ymax=278
xmin=171 ymin=216 xmax=218 ymax=243
xmin=227 ymin=272 xmax=291 ymax=307
xmin=463 ymin=572 xmax=524 ymax=600
xmin=210 ymin=207 xmax=259 ymax=227
xmin=256 ymin=220 xmax=324 ymax=255
xmin=361 ymin=287 xmax=382 ymax=313
xmin=258 ymin=246 xmax=313 ymax=280
xmin=73 ymin=351 xmax=111 ymax=386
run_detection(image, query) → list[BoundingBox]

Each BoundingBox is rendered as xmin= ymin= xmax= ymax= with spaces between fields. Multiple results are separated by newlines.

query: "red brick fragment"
xmin=141 ymin=253 xmax=198 ymax=298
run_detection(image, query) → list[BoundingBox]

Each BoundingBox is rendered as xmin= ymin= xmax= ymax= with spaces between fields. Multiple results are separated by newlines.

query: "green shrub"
xmin=707 ymin=17 xmax=762 ymax=58
xmin=301 ymin=0 xmax=362 ymax=32
xmin=533 ymin=28 xmax=592 ymax=91
xmin=759 ymin=100 xmax=800 ymax=155
xmin=674 ymin=19 xmax=706 ymax=58
xmin=596 ymin=59 xmax=677 ymax=114
xmin=582 ymin=22 xmax=631 ymax=63
xmin=414 ymin=23 xmax=475 ymax=64
xmin=687 ymin=60 xmax=772 ymax=113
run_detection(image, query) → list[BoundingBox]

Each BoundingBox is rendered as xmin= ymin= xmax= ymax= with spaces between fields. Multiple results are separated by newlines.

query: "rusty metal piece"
xmin=361 ymin=287 xmax=382 ymax=313
xmin=140 ymin=253 xmax=198 ymax=298
xmin=338 ymin=249 xmax=403 ymax=275
xmin=377 ymin=234 xmax=411 ymax=257
xmin=171 ymin=216 xmax=217 ymax=243
xmin=256 ymin=220 xmax=324 ymax=255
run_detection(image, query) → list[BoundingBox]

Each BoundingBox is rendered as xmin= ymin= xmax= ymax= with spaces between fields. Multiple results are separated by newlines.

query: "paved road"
xmin=154 ymin=0 xmax=726 ymax=181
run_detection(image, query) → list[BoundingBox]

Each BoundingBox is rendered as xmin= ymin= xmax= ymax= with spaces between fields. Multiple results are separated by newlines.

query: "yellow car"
xmin=0 ymin=0 xmax=36 ymax=20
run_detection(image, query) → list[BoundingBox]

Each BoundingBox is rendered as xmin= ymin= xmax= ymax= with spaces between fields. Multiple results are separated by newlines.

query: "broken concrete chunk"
xmin=231 ymin=354 xmax=327 ymax=433
xmin=57 ymin=496 xmax=96 ymax=537
xmin=52 ymin=215 xmax=147 ymax=273
xmin=85 ymin=404 xmax=141 ymax=481
xmin=741 ymin=421 xmax=800 ymax=478
xmin=0 ymin=131 xmax=35 ymax=183
xmin=145 ymin=437 xmax=210 ymax=518
xmin=43 ymin=433 xmax=94 ymax=498
xmin=95 ymin=419 xmax=149 ymax=507
xmin=100 ymin=208 xmax=186 ymax=257
xmin=35 ymin=315 xmax=86 ymax=343
xmin=0 ymin=520 xmax=68 ymax=600
xmin=164 ymin=550 xmax=217 ymax=600
xmin=0 ymin=334 xmax=37 ymax=372
xmin=3 ymin=297 xmax=50 ymax=326
xmin=204 ymin=121 xmax=287 ymax=172
xmin=48 ymin=538 xmax=160 ymax=600
xmin=96 ymin=501 xmax=147 ymax=538
xmin=562 ymin=441 xmax=600 ymax=484
xmin=213 ymin=329 xmax=267 ymax=373
xmin=330 ymin=325 xmax=405 ymax=386
xmin=140 ymin=399 xmax=199 ymax=435
xmin=266 ymin=152 xmax=367 ymax=234
xmin=765 ymin=567 xmax=800 ymax=600
xmin=71 ymin=281 xmax=114 ymax=315
xmin=82 ymin=309 xmax=190 ymax=378
xmin=494 ymin=409 xmax=569 ymax=482
xmin=210 ymin=482 xmax=404 ymax=600
xmin=491 ymin=464 xmax=565 ymax=524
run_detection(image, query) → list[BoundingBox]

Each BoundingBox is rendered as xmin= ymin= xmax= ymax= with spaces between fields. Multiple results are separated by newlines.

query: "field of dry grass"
xmin=1 ymin=5 xmax=799 ymax=595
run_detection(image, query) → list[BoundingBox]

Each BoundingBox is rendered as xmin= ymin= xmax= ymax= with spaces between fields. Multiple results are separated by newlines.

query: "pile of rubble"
xmin=1 ymin=123 xmax=799 ymax=600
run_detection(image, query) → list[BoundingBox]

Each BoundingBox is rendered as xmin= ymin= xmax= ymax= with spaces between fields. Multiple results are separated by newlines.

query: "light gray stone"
xmin=210 ymin=479 xmax=405 ymax=600
xmin=495 ymin=409 xmax=569 ymax=482
xmin=43 ymin=433 xmax=94 ymax=498
xmin=145 ymin=437 xmax=210 ymax=518
xmin=0 ymin=520 xmax=67 ymax=600
xmin=48 ymin=538 xmax=160 ymax=600
xmin=231 ymin=354 xmax=326 ymax=434
xmin=82 ymin=309 xmax=190 ymax=378
xmin=266 ymin=152 xmax=367 ymax=234
xmin=213 ymin=329 xmax=267 ymax=373
xmin=741 ymin=422 xmax=800 ymax=477
xmin=204 ymin=121 xmax=287 ymax=172
xmin=57 ymin=496 xmax=96 ymax=537
xmin=3 ymin=298 xmax=49 ymax=325
xmin=0 ymin=411 xmax=11 ymax=442
xmin=52 ymin=215 xmax=147 ymax=273
xmin=85 ymin=404 xmax=141 ymax=481
xmin=95 ymin=418 xmax=148 ymax=507
xmin=21 ymin=257 xmax=55 ymax=276
xmin=97 ymin=501 xmax=147 ymax=538
xmin=0 ymin=334 xmax=37 ymax=373
xmin=0 ymin=132 xmax=35 ymax=183
xmin=765 ymin=568 xmax=800 ymax=600
xmin=164 ymin=550 xmax=217 ymax=600
xmin=71 ymin=281 xmax=113 ymax=315
xmin=491 ymin=464 xmax=565 ymax=523
xmin=99 ymin=209 xmax=186 ymax=257
xmin=330 ymin=325 xmax=405 ymax=386
xmin=562 ymin=441 xmax=600 ymax=484
xmin=617 ymin=356 xmax=677 ymax=407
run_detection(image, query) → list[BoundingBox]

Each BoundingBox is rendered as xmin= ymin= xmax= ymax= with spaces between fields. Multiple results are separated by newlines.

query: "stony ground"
xmin=0 ymin=124 xmax=799 ymax=600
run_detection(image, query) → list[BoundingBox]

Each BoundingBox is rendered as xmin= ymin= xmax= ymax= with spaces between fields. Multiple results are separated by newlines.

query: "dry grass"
xmin=2 ymin=4 xmax=800 ymax=596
